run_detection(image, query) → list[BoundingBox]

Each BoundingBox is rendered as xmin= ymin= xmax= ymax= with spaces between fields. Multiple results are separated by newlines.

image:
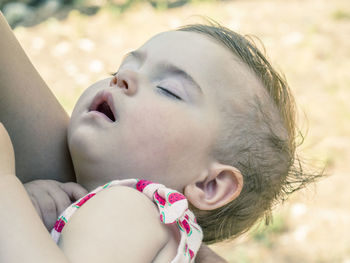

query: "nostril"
xmin=122 ymin=80 xmax=128 ymax=89
xmin=110 ymin=76 xmax=117 ymax=86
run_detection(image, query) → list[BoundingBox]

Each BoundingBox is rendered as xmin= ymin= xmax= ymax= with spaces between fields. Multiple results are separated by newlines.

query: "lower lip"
xmin=88 ymin=110 xmax=115 ymax=123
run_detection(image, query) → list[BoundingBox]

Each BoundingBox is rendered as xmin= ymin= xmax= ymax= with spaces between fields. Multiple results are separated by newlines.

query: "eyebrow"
xmin=122 ymin=50 xmax=203 ymax=94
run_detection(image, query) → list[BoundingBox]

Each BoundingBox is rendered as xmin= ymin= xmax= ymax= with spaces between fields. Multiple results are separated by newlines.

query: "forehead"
xmin=137 ymin=31 xmax=262 ymax=106
xmin=141 ymin=31 xmax=225 ymax=64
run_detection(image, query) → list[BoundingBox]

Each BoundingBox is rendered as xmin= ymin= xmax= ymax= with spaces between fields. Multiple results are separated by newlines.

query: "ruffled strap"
xmin=136 ymin=180 xmax=203 ymax=263
xmin=51 ymin=179 xmax=203 ymax=263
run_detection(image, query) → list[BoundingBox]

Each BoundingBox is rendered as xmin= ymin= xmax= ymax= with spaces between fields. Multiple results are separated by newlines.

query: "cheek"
xmin=123 ymin=103 xmax=209 ymax=167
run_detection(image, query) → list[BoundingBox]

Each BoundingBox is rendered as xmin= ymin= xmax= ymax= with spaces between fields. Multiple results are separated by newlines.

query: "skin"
xmin=1 ymin=11 xmax=265 ymax=260
xmin=0 ymin=10 xmax=87 ymax=231
xmin=68 ymin=31 xmax=247 ymax=207
xmin=25 ymin=180 xmax=88 ymax=230
xmin=0 ymin=12 xmax=75 ymax=183
xmin=0 ymin=124 xmax=226 ymax=263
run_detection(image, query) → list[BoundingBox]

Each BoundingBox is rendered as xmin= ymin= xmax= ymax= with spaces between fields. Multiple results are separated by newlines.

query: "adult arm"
xmin=196 ymin=244 xmax=228 ymax=263
xmin=0 ymin=175 xmax=71 ymax=263
xmin=0 ymin=11 xmax=75 ymax=183
xmin=0 ymin=123 xmax=69 ymax=263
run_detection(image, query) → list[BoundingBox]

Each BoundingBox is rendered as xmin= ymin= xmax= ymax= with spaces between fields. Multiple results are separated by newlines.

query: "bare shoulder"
xmin=58 ymin=186 xmax=175 ymax=263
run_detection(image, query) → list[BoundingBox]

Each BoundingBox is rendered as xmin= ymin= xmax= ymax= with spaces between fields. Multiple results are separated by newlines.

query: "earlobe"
xmin=184 ymin=163 xmax=243 ymax=211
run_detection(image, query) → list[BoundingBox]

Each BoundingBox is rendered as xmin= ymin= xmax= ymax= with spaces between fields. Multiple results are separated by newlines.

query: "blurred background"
xmin=1 ymin=0 xmax=349 ymax=262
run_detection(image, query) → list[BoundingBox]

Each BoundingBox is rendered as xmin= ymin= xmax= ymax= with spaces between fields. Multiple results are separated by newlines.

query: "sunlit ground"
xmin=11 ymin=0 xmax=350 ymax=261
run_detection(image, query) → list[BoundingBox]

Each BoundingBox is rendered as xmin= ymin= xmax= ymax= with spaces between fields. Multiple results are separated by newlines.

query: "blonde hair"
xmin=177 ymin=20 xmax=320 ymax=244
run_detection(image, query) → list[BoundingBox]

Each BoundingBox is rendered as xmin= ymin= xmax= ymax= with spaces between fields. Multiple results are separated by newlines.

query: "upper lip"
xmin=89 ymin=90 xmax=117 ymax=122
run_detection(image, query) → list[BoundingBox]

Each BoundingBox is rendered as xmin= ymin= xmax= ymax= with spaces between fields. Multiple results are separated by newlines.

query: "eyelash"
xmin=157 ymin=86 xmax=182 ymax=100
xmin=110 ymin=72 xmax=182 ymax=100
xmin=110 ymin=72 xmax=118 ymax=76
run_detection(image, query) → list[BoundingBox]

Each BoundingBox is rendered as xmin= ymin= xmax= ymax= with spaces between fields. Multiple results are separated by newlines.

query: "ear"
xmin=184 ymin=162 xmax=243 ymax=210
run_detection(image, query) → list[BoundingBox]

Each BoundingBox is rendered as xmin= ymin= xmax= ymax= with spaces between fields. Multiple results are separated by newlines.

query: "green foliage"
xmin=72 ymin=0 xmax=205 ymax=14
xmin=152 ymin=0 xmax=169 ymax=10
xmin=250 ymin=212 xmax=288 ymax=248
xmin=231 ymin=249 xmax=250 ymax=263
xmin=103 ymin=2 xmax=122 ymax=16
xmin=332 ymin=10 xmax=350 ymax=20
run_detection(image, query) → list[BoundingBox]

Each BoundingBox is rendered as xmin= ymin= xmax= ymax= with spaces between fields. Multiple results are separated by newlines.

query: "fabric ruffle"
xmin=51 ymin=179 xmax=203 ymax=263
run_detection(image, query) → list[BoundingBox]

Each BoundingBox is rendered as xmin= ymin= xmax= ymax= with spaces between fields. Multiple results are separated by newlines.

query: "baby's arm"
xmin=0 ymin=11 xmax=75 ymax=183
xmin=58 ymin=186 xmax=175 ymax=262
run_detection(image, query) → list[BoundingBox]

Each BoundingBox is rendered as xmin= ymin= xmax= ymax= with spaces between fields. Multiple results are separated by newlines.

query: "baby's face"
xmin=68 ymin=30 xmax=256 ymax=191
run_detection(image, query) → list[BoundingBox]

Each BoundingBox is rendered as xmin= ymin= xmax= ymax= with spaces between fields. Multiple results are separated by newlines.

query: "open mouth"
xmin=96 ymin=101 xmax=116 ymax=121
xmin=89 ymin=91 xmax=117 ymax=122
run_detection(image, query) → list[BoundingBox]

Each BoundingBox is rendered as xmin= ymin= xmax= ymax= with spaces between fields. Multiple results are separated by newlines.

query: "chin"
xmin=68 ymin=124 xmax=104 ymax=162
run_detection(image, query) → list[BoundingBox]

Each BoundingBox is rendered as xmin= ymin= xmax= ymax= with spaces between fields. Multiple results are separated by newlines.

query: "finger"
xmin=47 ymin=185 xmax=72 ymax=216
xmin=36 ymin=192 xmax=58 ymax=231
xmin=60 ymin=182 xmax=89 ymax=201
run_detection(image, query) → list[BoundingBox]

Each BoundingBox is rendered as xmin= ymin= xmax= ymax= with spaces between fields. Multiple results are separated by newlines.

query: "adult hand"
xmin=24 ymin=180 xmax=88 ymax=230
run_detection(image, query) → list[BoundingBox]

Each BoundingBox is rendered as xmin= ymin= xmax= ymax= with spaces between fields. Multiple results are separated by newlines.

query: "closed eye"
xmin=157 ymin=86 xmax=182 ymax=100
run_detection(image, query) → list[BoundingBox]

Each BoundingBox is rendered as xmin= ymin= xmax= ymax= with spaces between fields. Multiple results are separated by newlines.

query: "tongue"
xmin=97 ymin=101 xmax=116 ymax=121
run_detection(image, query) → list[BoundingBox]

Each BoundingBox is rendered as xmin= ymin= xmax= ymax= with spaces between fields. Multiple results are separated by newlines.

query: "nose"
xmin=109 ymin=70 xmax=138 ymax=96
